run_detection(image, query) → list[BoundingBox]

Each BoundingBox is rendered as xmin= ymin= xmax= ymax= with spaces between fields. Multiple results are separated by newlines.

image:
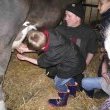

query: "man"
xmin=56 ymin=2 xmax=97 ymax=65
xmin=46 ymin=2 xmax=98 ymax=89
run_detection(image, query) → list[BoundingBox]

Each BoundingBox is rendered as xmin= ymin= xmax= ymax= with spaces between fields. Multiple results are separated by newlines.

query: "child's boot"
xmin=48 ymin=91 xmax=69 ymax=107
xmin=67 ymin=82 xmax=78 ymax=96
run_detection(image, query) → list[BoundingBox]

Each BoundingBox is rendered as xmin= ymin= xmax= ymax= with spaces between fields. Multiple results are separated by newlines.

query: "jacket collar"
xmin=41 ymin=29 xmax=49 ymax=52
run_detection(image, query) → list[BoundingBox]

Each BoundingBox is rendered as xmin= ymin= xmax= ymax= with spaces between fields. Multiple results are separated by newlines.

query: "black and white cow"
xmin=0 ymin=0 xmax=75 ymax=109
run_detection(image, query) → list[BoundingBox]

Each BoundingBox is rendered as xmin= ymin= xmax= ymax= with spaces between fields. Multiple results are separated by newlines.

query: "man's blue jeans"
xmin=82 ymin=77 xmax=102 ymax=91
xmin=54 ymin=75 xmax=75 ymax=92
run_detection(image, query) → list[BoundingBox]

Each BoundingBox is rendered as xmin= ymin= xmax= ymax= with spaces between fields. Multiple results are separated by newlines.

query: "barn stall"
xmin=4 ymin=0 xmax=108 ymax=110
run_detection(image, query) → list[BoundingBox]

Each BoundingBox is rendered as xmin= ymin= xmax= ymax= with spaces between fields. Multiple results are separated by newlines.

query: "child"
xmin=16 ymin=29 xmax=85 ymax=107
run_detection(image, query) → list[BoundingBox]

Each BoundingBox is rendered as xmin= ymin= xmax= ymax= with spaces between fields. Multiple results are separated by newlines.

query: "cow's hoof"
xmin=0 ymin=100 xmax=6 ymax=110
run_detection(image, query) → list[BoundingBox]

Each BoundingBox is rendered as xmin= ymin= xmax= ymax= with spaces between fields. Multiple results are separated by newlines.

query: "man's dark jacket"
xmin=55 ymin=23 xmax=98 ymax=59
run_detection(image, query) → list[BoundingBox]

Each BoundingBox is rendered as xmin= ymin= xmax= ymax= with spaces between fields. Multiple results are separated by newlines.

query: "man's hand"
xmin=102 ymin=73 xmax=110 ymax=84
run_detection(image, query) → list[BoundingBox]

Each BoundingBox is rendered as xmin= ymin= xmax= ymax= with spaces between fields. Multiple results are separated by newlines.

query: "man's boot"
xmin=48 ymin=91 xmax=69 ymax=107
xmin=85 ymin=90 xmax=94 ymax=98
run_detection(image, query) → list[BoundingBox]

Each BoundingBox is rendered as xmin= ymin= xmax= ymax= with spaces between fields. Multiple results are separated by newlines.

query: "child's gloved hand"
xmin=17 ymin=53 xmax=27 ymax=61
xmin=16 ymin=43 xmax=29 ymax=54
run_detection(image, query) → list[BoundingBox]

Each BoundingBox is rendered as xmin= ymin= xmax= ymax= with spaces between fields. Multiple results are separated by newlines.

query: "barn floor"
xmin=4 ymin=50 xmax=108 ymax=110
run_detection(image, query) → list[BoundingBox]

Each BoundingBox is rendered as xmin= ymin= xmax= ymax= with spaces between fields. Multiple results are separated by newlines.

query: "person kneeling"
xmin=16 ymin=29 xmax=85 ymax=107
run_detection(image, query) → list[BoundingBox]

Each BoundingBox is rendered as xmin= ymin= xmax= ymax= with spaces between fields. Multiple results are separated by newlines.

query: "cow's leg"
xmin=0 ymin=25 xmax=24 ymax=110
xmin=0 ymin=47 xmax=11 ymax=110
xmin=0 ymin=17 xmax=27 ymax=110
xmin=0 ymin=1 xmax=29 ymax=110
xmin=0 ymin=42 xmax=12 ymax=110
xmin=0 ymin=85 xmax=6 ymax=110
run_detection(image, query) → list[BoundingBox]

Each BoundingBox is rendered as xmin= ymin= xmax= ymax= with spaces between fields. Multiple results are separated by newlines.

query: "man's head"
xmin=98 ymin=0 xmax=110 ymax=14
xmin=27 ymin=30 xmax=47 ymax=50
xmin=64 ymin=2 xmax=85 ymax=27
